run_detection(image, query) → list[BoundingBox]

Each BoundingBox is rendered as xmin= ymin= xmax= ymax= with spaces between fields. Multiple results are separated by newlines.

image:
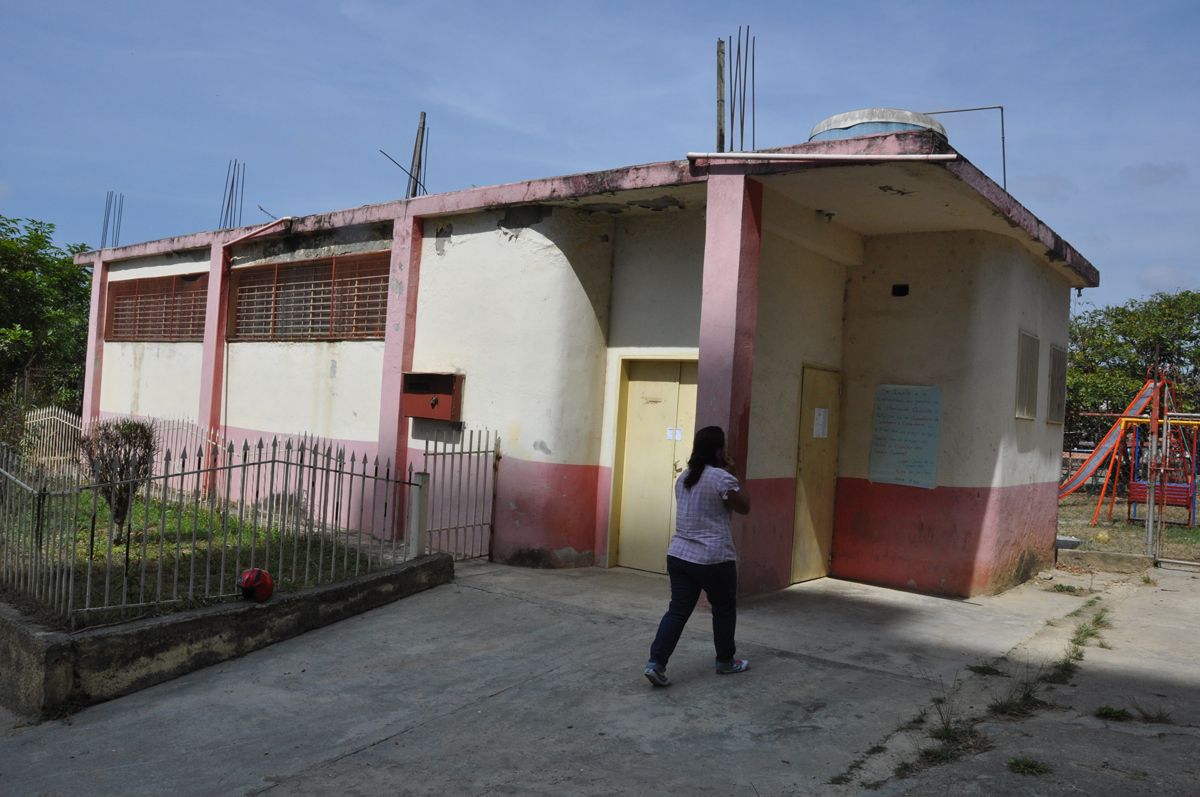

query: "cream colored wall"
xmin=99 ymin=342 xmax=203 ymax=421
xmin=224 ymin=341 xmax=384 ymax=442
xmin=838 ymin=230 xmax=1070 ymax=488
xmin=411 ymin=208 xmax=614 ymax=465
xmin=608 ymin=211 xmax=706 ymax=348
xmin=745 ymin=228 xmax=848 ymax=481
xmin=595 ymin=210 xmax=706 ymax=473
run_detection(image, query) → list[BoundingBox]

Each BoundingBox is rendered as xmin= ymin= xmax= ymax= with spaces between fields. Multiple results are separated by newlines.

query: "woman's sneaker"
xmin=715 ymin=659 xmax=750 ymax=675
xmin=644 ymin=666 xmax=671 ymax=687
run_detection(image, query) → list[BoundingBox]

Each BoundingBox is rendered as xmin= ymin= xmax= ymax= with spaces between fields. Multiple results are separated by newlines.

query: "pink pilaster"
xmin=81 ymin=254 xmax=108 ymax=421
xmin=696 ymin=174 xmax=762 ymax=473
xmin=376 ymin=211 xmax=424 ymax=471
xmin=198 ymin=237 xmax=230 ymax=434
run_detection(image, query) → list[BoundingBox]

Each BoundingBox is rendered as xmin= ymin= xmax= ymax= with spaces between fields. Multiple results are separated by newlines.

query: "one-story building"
xmin=77 ymin=110 xmax=1098 ymax=597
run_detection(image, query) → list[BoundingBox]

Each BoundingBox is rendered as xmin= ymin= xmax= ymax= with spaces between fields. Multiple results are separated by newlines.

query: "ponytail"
xmin=683 ymin=426 xmax=726 ymax=489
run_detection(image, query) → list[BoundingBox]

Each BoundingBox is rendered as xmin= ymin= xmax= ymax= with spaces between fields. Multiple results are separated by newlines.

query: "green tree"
xmin=1067 ymin=290 xmax=1200 ymax=449
xmin=0 ymin=216 xmax=91 ymax=408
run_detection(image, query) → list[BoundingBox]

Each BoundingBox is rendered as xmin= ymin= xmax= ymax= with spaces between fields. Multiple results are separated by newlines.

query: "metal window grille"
xmin=106 ymin=274 xmax=209 ymax=342
xmin=1015 ymin=331 xmax=1040 ymax=420
xmin=231 ymin=253 xmax=389 ymax=341
xmin=1047 ymin=344 xmax=1067 ymax=425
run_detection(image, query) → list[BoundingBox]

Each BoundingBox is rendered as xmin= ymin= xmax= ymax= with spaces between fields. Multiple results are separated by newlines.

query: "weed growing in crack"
xmin=1142 ymin=573 xmax=1158 ymax=585
xmin=894 ymin=760 xmax=918 ymax=778
xmin=990 ymin=665 xmax=1047 ymax=718
xmin=1008 ymin=757 xmax=1051 ymax=776
xmin=828 ymin=759 xmax=864 ymax=785
xmin=1043 ymin=645 xmax=1082 ymax=684
xmin=866 ymin=744 xmax=887 ymax=755
xmin=1095 ymin=705 xmax=1133 ymax=721
xmin=966 ymin=663 xmax=1008 ymax=677
xmin=1129 ymin=697 xmax=1173 ymax=724
xmin=895 ymin=708 xmax=927 ymax=732
xmin=919 ymin=745 xmax=958 ymax=764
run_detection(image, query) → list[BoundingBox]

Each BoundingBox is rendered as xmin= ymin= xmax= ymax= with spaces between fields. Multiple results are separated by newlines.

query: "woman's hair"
xmin=683 ymin=426 xmax=726 ymax=489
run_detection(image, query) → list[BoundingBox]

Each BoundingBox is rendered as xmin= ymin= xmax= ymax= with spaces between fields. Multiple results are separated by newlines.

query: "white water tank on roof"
xmin=809 ymin=108 xmax=947 ymax=142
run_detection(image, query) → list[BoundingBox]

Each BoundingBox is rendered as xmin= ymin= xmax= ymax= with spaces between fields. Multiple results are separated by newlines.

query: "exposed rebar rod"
xmin=716 ymin=39 xmax=726 ymax=153
xmin=923 ymin=105 xmax=1006 ymax=190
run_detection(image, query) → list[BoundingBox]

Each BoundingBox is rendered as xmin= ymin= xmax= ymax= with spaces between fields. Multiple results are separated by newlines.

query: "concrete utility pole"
xmin=717 ymin=40 xmax=726 ymax=153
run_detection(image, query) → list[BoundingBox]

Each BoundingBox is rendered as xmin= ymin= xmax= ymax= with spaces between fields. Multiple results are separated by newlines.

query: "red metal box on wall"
xmin=401 ymin=373 xmax=464 ymax=421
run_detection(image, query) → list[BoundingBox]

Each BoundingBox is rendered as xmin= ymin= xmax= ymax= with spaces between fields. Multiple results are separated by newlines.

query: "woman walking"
xmin=645 ymin=425 xmax=751 ymax=687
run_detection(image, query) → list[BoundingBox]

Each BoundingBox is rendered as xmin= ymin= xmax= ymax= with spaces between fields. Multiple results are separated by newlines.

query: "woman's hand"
xmin=720 ymin=454 xmax=751 ymax=514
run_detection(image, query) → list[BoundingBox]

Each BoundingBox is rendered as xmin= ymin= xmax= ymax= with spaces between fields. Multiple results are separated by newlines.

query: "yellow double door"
xmin=616 ymin=361 xmax=697 ymax=574
xmin=614 ymin=360 xmax=839 ymax=583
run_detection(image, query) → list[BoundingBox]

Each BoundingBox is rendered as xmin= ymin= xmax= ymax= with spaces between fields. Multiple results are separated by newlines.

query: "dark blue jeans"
xmin=648 ymin=556 xmax=738 ymax=668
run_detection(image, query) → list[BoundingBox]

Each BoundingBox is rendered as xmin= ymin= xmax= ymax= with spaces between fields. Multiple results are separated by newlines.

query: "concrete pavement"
xmin=1 ymin=559 xmax=1197 ymax=795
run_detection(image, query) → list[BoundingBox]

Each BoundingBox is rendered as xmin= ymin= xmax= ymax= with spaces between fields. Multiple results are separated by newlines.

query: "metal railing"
xmin=1 ymin=439 xmax=426 ymax=629
xmin=423 ymin=428 xmax=498 ymax=560
xmin=22 ymin=406 xmax=83 ymax=471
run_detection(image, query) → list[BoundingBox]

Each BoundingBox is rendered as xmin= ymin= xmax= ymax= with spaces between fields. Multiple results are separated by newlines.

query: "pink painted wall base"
xmin=830 ymin=478 xmax=1058 ymax=597
xmin=491 ymin=456 xmax=602 ymax=568
xmin=734 ymin=477 xmax=796 ymax=595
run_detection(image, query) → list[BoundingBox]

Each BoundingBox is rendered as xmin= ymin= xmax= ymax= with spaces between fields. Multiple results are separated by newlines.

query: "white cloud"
xmin=1137 ymin=264 xmax=1196 ymax=293
xmin=1120 ymin=161 xmax=1187 ymax=186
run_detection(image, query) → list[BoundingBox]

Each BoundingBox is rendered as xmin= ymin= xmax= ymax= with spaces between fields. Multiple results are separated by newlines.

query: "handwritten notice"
xmin=869 ymin=385 xmax=942 ymax=489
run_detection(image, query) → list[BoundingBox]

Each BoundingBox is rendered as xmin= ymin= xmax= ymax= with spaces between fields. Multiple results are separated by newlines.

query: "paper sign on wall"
xmin=675 ymin=428 xmax=683 ymax=441
xmin=869 ymin=384 xmax=942 ymax=489
xmin=667 ymin=427 xmax=683 ymax=441
xmin=813 ymin=408 xmax=829 ymax=439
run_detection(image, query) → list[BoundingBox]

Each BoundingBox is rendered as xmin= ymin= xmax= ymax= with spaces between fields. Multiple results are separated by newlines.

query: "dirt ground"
xmin=1057 ymin=490 xmax=1200 ymax=562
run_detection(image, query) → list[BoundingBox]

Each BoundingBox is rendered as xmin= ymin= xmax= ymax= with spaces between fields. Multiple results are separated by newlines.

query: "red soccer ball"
xmin=237 ymin=568 xmax=274 ymax=603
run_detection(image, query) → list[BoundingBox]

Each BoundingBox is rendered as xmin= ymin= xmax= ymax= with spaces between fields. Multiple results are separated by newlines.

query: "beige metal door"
xmin=791 ymin=367 xmax=841 ymax=583
xmin=668 ymin=362 xmax=698 ymax=536
xmin=617 ymin=361 xmax=697 ymax=574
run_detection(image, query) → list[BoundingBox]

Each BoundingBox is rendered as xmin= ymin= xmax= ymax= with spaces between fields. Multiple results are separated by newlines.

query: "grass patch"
xmin=893 ymin=760 xmax=919 ymax=778
xmin=866 ymin=745 xmax=887 ymax=755
xmin=1053 ymin=583 xmax=1079 ymax=593
xmin=1095 ymin=705 xmax=1133 ymax=721
xmin=1007 ymin=757 xmax=1051 ymax=776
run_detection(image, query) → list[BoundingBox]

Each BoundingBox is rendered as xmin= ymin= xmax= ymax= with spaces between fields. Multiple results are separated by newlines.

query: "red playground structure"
xmin=1059 ymin=369 xmax=1198 ymax=529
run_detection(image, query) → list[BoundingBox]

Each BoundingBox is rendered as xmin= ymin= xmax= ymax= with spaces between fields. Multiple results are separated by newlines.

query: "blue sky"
xmin=1 ymin=0 xmax=1195 ymax=309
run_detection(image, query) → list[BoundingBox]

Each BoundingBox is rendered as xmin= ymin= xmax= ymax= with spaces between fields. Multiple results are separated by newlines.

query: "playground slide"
xmin=1059 ymin=379 xmax=1157 ymax=498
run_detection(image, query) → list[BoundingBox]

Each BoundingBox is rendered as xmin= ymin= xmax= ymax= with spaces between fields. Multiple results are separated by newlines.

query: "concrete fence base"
xmin=0 ymin=553 xmax=454 ymax=718
xmin=1057 ymin=549 xmax=1154 ymax=574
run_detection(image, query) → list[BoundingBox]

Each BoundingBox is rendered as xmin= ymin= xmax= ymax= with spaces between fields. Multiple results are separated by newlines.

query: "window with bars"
xmin=229 ymin=253 xmax=390 ymax=341
xmin=106 ymin=274 xmax=210 ymax=341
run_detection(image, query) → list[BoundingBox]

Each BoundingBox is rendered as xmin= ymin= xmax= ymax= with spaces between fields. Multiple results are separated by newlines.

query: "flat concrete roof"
xmin=77 ymin=130 xmax=1097 ymax=288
